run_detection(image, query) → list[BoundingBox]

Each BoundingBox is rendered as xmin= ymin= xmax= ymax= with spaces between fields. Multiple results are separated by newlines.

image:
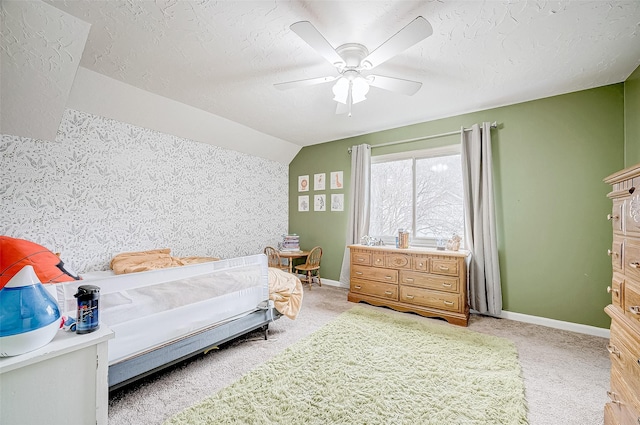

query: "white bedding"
xmin=56 ymin=254 xmax=269 ymax=364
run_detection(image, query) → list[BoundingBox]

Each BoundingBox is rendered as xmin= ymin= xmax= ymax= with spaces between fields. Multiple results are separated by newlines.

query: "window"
xmin=369 ymin=145 xmax=464 ymax=246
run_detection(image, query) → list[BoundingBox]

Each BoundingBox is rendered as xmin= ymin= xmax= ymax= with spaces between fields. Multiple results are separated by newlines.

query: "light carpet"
xmin=165 ymin=306 xmax=528 ymax=425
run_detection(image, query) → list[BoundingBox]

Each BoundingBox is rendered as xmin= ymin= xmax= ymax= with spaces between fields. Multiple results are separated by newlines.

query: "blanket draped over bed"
xmin=109 ymin=249 xmax=303 ymax=320
xmin=267 ymin=268 xmax=303 ymax=319
xmin=110 ymin=249 xmax=219 ymax=274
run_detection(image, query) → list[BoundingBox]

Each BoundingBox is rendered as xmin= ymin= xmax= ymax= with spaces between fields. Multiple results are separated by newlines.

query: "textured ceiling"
xmin=44 ymin=0 xmax=640 ymax=147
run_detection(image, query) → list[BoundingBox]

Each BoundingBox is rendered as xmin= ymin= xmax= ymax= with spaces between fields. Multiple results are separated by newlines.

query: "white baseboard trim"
xmin=497 ymin=310 xmax=610 ymax=339
xmin=318 ymin=278 xmax=349 ymax=289
xmin=313 ymin=278 xmax=609 ymax=338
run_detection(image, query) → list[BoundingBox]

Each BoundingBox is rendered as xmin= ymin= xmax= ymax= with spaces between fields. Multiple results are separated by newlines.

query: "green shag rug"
xmin=165 ymin=306 xmax=528 ymax=425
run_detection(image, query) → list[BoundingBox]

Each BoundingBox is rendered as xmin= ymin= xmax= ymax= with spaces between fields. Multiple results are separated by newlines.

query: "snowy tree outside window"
xmin=369 ymin=145 xmax=464 ymax=246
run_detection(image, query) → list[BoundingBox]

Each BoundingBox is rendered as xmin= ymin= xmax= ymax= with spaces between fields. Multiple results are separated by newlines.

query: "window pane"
xmin=415 ymin=154 xmax=464 ymax=240
xmin=370 ymin=159 xmax=412 ymax=237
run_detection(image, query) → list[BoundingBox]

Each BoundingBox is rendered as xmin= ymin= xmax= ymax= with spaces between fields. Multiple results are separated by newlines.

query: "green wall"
xmin=290 ymin=84 xmax=625 ymax=328
xmin=625 ymin=64 xmax=640 ymax=167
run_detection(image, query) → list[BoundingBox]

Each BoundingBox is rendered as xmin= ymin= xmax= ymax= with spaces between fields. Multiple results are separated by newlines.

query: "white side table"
xmin=0 ymin=326 xmax=114 ymax=425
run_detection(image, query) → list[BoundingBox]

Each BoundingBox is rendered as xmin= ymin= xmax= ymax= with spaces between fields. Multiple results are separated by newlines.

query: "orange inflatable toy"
xmin=0 ymin=236 xmax=80 ymax=290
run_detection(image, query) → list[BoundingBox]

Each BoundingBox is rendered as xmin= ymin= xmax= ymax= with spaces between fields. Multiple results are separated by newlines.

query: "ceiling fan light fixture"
xmin=332 ymin=75 xmax=369 ymax=105
xmin=332 ymin=77 xmax=350 ymax=104
xmin=351 ymin=76 xmax=369 ymax=104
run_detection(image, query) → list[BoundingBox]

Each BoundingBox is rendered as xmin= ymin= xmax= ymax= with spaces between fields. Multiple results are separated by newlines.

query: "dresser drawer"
xmin=611 ymin=238 xmax=624 ymax=273
xmin=372 ymin=253 xmax=385 ymax=267
xmin=351 ymin=251 xmax=372 ymax=266
xmin=350 ymin=279 xmax=398 ymax=301
xmin=385 ymin=253 xmax=412 ymax=269
xmin=609 ymin=361 xmax=640 ymax=422
xmin=400 ymin=286 xmax=461 ymax=312
xmin=351 ymin=265 xmax=398 ymax=284
xmin=611 ymin=199 xmax=624 ymax=235
xmin=412 ymin=255 xmax=429 ymax=272
xmin=624 ymin=281 xmax=640 ymax=327
xmin=610 ymin=326 xmax=640 ymax=404
xmin=430 ymin=258 xmax=459 ymax=276
xmin=610 ymin=275 xmax=624 ymax=309
xmin=400 ymin=270 xmax=459 ymax=293
xmin=626 ymin=239 xmax=640 ymax=281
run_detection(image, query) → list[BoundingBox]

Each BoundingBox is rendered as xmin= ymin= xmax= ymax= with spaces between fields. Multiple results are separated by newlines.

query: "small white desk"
xmin=0 ymin=326 xmax=114 ymax=425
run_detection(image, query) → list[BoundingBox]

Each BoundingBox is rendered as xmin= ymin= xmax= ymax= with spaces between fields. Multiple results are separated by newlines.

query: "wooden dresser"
xmin=604 ymin=163 xmax=640 ymax=425
xmin=347 ymin=244 xmax=470 ymax=326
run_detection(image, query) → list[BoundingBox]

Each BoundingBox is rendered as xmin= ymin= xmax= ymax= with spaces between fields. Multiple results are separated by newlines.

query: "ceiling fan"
xmin=275 ymin=16 xmax=433 ymax=116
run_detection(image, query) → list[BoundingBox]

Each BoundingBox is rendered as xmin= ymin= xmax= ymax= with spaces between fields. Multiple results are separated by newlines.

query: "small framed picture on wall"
xmin=298 ymin=195 xmax=309 ymax=212
xmin=330 ymin=171 xmax=343 ymax=189
xmin=314 ymin=194 xmax=326 ymax=211
xmin=314 ymin=173 xmax=326 ymax=191
xmin=331 ymin=193 xmax=344 ymax=211
xmin=298 ymin=175 xmax=309 ymax=192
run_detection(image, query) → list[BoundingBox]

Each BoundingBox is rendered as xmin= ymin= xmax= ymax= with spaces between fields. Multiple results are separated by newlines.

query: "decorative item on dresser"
xmin=604 ymin=163 xmax=640 ymax=425
xmin=347 ymin=244 xmax=470 ymax=326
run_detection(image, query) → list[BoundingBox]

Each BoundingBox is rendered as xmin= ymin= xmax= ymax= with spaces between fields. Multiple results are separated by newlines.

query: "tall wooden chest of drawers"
xmin=347 ymin=244 xmax=470 ymax=326
xmin=604 ymin=164 xmax=640 ymax=425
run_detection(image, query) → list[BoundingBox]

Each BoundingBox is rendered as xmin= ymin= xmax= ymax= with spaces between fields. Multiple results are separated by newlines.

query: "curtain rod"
xmin=348 ymin=121 xmax=498 ymax=153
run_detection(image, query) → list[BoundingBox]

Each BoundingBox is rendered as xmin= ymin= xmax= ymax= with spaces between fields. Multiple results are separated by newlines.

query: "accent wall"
xmin=289 ymin=83 xmax=625 ymax=329
xmin=1 ymin=109 xmax=288 ymax=273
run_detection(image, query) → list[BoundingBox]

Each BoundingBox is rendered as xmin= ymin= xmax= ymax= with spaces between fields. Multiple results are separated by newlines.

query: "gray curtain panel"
xmin=339 ymin=144 xmax=371 ymax=285
xmin=461 ymin=123 xmax=503 ymax=316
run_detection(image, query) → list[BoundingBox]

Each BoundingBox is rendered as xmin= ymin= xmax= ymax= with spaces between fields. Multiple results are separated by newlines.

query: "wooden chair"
xmin=264 ymin=246 xmax=288 ymax=271
xmin=294 ymin=246 xmax=322 ymax=289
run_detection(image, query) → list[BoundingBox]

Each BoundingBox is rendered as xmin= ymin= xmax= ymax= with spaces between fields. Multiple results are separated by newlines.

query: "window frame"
xmin=370 ymin=143 xmax=463 ymax=247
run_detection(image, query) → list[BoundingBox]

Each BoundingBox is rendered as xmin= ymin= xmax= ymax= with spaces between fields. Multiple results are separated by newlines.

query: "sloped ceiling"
xmin=32 ymin=1 xmax=640 ymax=147
xmin=1 ymin=0 xmax=90 ymax=141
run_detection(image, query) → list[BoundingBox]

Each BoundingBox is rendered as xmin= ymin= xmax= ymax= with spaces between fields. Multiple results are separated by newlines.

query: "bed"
xmin=52 ymin=253 xmax=302 ymax=389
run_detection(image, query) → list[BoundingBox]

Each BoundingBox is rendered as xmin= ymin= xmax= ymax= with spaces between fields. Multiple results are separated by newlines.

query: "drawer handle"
xmin=607 ymin=249 xmax=619 ymax=258
xmin=355 ymin=271 xmax=363 ymax=275
xmin=442 ymin=282 xmax=452 ymax=287
xmin=358 ymin=258 xmax=365 ymax=262
xmin=443 ymin=300 xmax=454 ymax=306
xmin=607 ymin=390 xmax=621 ymax=404
xmin=418 ymin=262 xmax=424 ymax=267
xmin=385 ymin=276 xmax=393 ymax=280
xmin=630 ymin=262 xmax=640 ymax=269
xmin=607 ymin=343 xmax=620 ymax=358
xmin=607 ymin=213 xmax=619 ymax=221
xmin=607 ymin=286 xmax=619 ymax=295
xmin=405 ymin=278 xmax=414 ymax=282
xmin=406 ymin=294 xmax=414 ymax=299
xmin=354 ymin=285 xmax=362 ymax=290
xmin=376 ymin=259 xmax=382 ymax=263
xmin=439 ymin=265 xmax=450 ymax=271
xmin=384 ymin=291 xmax=393 ymax=296
xmin=630 ymin=306 xmax=640 ymax=315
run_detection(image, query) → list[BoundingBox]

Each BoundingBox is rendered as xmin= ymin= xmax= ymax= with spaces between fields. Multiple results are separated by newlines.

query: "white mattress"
xmin=56 ymin=254 xmax=269 ymax=364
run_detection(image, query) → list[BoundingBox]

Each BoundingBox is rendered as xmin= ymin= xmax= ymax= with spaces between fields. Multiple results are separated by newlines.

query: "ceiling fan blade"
xmin=368 ymin=75 xmax=422 ymax=96
xmin=274 ymin=75 xmax=338 ymax=91
xmin=362 ymin=16 xmax=433 ymax=69
xmin=290 ymin=21 xmax=345 ymax=67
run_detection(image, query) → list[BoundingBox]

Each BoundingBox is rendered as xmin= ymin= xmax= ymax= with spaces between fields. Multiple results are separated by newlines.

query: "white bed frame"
xmin=54 ymin=254 xmax=281 ymax=389
xmin=108 ymin=304 xmax=280 ymax=389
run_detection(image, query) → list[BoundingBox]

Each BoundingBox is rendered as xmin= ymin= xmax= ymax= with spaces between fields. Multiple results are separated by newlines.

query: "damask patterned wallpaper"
xmin=1 ymin=109 xmax=289 ymax=273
